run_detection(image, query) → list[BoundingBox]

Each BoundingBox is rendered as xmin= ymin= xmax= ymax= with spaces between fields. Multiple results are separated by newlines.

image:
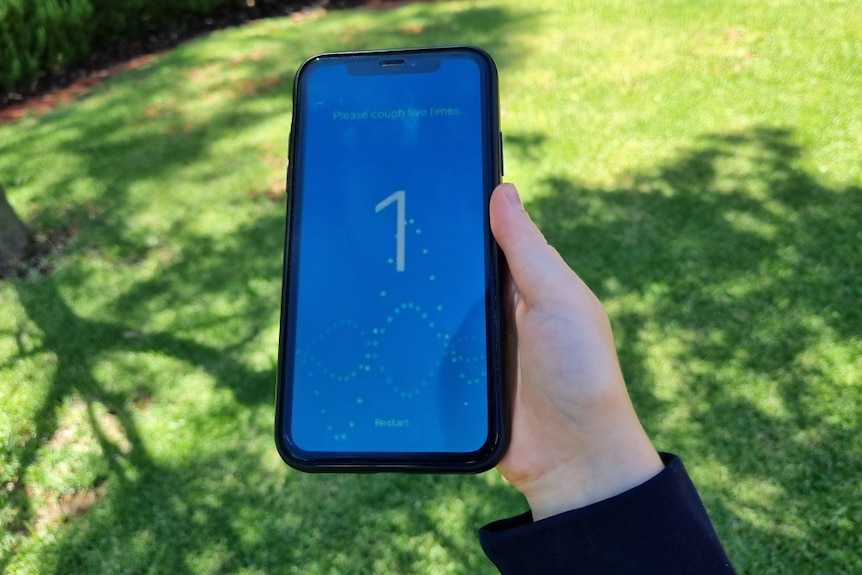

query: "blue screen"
xmin=286 ymin=53 xmax=493 ymax=454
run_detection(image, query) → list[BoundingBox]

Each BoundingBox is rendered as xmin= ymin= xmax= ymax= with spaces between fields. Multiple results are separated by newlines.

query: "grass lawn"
xmin=1 ymin=0 xmax=860 ymax=573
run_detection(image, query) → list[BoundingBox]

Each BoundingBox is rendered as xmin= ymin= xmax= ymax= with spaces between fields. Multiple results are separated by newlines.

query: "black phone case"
xmin=275 ymin=46 xmax=507 ymax=473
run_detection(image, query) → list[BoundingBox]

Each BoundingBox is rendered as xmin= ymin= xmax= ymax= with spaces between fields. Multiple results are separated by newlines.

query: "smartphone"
xmin=275 ymin=46 xmax=507 ymax=473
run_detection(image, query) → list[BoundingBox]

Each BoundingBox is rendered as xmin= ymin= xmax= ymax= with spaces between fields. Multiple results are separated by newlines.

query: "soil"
xmin=0 ymin=225 xmax=77 ymax=280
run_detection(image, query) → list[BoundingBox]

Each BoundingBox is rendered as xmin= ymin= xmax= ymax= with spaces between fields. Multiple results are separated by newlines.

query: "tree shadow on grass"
xmin=525 ymin=126 xmax=861 ymax=574
xmin=4 ymin=213 xmax=282 ymax=573
xmin=1 ymin=3 xmax=537 ymax=574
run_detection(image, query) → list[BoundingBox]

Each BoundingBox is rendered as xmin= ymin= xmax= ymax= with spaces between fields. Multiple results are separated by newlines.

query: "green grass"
xmin=1 ymin=1 xmax=860 ymax=573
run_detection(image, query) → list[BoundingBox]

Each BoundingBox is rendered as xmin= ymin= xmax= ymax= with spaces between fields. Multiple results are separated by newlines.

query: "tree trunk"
xmin=0 ymin=184 xmax=34 ymax=271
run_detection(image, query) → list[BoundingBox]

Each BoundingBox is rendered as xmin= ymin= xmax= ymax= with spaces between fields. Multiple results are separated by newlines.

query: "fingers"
xmin=489 ymin=183 xmax=586 ymax=305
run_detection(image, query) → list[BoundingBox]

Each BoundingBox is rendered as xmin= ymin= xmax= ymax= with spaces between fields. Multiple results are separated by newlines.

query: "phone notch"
xmin=347 ymin=53 xmax=441 ymax=76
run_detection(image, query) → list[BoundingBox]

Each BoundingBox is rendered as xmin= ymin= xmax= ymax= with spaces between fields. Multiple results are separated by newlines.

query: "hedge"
xmin=0 ymin=0 xmax=245 ymax=91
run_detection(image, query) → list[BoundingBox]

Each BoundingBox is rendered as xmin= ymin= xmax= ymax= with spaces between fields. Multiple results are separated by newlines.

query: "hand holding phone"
xmin=275 ymin=46 xmax=507 ymax=472
xmin=488 ymin=182 xmax=664 ymax=519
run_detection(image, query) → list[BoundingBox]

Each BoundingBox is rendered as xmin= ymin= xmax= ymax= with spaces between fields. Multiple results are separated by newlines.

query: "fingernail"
xmin=500 ymin=182 xmax=523 ymax=210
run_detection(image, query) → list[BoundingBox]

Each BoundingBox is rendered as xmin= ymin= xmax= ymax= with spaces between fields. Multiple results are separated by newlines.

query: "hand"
xmin=489 ymin=182 xmax=663 ymax=521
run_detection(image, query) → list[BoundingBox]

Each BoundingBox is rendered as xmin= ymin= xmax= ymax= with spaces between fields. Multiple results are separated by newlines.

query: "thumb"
xmin=489 ymin=183 xmax=583 ymax=304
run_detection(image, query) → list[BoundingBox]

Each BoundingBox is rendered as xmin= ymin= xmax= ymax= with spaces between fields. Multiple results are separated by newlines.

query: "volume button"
xmin=499 ymin=132 xmax=504 ymax=177
xmin=285 ymin=131 xmax=292 ymax=191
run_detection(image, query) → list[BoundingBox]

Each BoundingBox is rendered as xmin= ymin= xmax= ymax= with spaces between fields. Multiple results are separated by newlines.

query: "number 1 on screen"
xmin=375 ymin=190 xmax=406 ymax=272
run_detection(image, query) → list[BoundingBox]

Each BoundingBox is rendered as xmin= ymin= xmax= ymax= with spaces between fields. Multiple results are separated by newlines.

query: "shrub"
xmin=0 ymin=0 xmax=94 ymax=91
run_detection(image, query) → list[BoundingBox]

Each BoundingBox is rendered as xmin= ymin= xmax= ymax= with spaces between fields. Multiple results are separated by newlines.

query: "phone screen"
xmin=277 ymin=47 xmax=505 ymax=471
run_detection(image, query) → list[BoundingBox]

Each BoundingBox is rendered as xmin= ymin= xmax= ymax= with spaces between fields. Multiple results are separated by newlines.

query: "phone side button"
xmin=285 ymin=131 xmax=291 ymax=192
xmin=499 ymin=132 xmax=504 ymax=177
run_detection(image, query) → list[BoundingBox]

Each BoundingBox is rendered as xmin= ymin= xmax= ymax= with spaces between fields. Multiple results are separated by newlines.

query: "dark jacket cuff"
xmin=479 ymin=454 xmax=735 ymax=575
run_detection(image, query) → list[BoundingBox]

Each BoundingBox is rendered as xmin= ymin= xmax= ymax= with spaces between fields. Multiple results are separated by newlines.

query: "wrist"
xmin=523 ymin=436 xmax=664 ymax=521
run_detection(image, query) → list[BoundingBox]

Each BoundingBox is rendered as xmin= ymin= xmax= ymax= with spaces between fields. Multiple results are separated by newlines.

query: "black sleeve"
xmin=478 ymin=454 xmax=736 ymax=575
